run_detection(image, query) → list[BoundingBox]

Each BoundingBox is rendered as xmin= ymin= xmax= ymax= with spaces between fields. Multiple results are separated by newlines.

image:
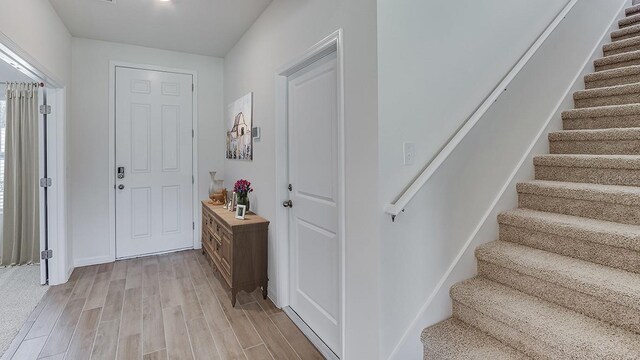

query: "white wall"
xmin=0 ymin=0 xmax=71 ymax=85
xmin=377 ymin=0 xmax=628 ymax=358
xmin=223 ymin=0 xmax=379 ymax=358
xmin=70 ymin=38 xmax=224 ymax=265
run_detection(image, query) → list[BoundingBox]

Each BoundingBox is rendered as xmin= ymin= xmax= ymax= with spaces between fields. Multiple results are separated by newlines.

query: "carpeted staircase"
xmin=421 ymin=4 xmax=640 ymax=359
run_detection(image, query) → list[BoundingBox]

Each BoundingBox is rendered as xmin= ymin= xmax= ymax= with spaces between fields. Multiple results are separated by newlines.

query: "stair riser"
xmin=518 ymin=193 xmax=640 ymax=225
xmin=453 ymin=302 xmax=559 ymax=359
xmin=478 ymin=262 xmax=640 ymax=335
xmin=499 ymin=224 xmax=640 ymax=274
xmin=585 ymin=73 xmax=640 ymax=89
xmin=563 ymin=115 xmax=640 ymax=130
xmin=549 ymin=139 xmax=640 ymax=155
xmin=575 ymin=92 xmax=640 ymax=108
xmin=604 ymin=44 xmax=640 ymax=57
xmin=535 ymin=165 xmax=640 ymax=186
xmin=596 ymin=58 xmax=640 ymax=72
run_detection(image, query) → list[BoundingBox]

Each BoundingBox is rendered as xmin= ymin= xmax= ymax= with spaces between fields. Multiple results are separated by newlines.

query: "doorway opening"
xmin=0 ymin=33 xmax=67 ymax=357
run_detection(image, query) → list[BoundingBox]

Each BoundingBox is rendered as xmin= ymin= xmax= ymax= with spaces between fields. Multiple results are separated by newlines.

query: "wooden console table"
xmin=201 ymin=201 xmax=269 ymax=307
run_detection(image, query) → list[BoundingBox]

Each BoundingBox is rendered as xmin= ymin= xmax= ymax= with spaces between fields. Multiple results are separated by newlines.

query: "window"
xmin=0 ymin=99 xmax=5 ymax=212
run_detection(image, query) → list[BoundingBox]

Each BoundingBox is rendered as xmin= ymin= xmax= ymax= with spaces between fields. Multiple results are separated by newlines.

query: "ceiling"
xmin=48 ymin=0 xmax=272 ymax=57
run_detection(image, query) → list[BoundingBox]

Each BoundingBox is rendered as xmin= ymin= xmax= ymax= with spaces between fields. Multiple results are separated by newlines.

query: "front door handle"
xmin=118 ymin=184 xmax=125 ymax=190
xmin=282 ymin=200 xmax=293 ymax=208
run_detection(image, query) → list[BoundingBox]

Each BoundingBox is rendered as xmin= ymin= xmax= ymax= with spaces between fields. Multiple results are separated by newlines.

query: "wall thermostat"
xmin=252 ymin=126 xmax=261 ymax=140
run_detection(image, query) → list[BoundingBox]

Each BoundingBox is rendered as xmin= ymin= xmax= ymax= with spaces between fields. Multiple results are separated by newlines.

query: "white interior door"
xmin=115 ymin=67 xmax=193 ymax=259
xmin=287 ymin=51 xmax=341 ymax=357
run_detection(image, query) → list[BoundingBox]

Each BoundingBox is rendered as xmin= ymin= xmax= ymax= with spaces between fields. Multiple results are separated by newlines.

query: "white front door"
xmin=287 ymin=51 xmax=341 ymax=357
xmin=115 ymin=67 xmax=193 ymax=259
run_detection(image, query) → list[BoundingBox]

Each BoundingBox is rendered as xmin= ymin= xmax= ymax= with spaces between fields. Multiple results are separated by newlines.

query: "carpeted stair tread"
xmin=561 ymin=104 xmax=640 ymax=130
xmin=585 ymin=64 xmax=640 ymax=88
xmin=562 ymin=103 xmax=640 ymax=119
xmin=620 ymin=13 xmax=640 ymax=28
xmin=517 ymin=180 xmax=640 ymax=206
xmin=604 ymin=35 xmax=640 ymax=57
xmin=574 ymin=82 xmax=640 ymax=100
xmin=451 ymin=278 xmax=640 ymax=359
xmin=573 ymin=83 xmax=640 ymax=108
xmin=627 ymin=4 xmax=640 ymax=17
xmin=498 ymin=208 xmax=640 ymax=252
xmin=548 ymin=127 xmax=640 ymax=141
xmin=476 ymin=241 xmax=640 ymax=311
xmin=534 ymin=153 xmax=640 ymax=169
xmin=548 ymin=128 xmax=640 ymax=155
xmin=421 ymin=318 xmax=529 ymax=360
xmin=612 ymin=24 xmax=640 ymax=42
xmin=534 ymin=154 xmax=640 ymax=185
xmin=594 ymin=49 xmax=640 ymax=70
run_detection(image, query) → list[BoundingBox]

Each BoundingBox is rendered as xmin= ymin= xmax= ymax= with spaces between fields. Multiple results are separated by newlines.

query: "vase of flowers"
xmin=234 ymin=179 xmax=253 ymax=212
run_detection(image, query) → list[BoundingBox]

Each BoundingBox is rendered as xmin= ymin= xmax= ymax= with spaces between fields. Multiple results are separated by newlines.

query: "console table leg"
xmin=262 ymin=285 xmax=268 ymax=300
xmin=231 ymin=290 xmax=237 ymax=307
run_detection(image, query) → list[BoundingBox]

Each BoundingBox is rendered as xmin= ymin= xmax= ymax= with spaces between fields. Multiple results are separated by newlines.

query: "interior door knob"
xmin=118 ymin=184 xmax=125 ymax=190
xmin=282 ymin=200 xmax=293 ymax=208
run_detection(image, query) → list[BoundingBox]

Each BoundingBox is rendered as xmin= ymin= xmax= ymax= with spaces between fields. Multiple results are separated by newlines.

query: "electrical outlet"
xmin=403 ymin=142 xmax=415 ymax=165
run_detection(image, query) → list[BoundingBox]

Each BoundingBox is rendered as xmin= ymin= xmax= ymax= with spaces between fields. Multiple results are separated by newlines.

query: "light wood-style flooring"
xmin=2 ymin=250 xmax=324 ymax=360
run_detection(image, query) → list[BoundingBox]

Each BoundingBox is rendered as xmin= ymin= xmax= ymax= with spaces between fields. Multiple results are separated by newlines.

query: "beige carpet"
xmin=0 ymin=265 xmax=48 ymax=357
xmin=422 ymin=4 xmax=640 ymax=359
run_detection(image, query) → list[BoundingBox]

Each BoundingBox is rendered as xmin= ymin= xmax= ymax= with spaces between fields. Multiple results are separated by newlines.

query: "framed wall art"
xmin=226 ymin=92 xmax=253 ymax=160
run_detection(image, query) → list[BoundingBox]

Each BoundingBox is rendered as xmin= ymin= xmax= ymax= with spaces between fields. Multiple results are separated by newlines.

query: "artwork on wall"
xmin=226 ymin=92 xmax=253 ymax=160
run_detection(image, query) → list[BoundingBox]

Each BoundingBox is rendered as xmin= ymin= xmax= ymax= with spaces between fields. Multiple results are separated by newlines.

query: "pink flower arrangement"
xmin=234 ymin=179 xmax=253 ymax=198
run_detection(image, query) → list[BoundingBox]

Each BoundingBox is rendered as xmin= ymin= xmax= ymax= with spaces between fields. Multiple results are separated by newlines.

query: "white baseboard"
xmin=73 ymin=255 xmax=113 ymax=268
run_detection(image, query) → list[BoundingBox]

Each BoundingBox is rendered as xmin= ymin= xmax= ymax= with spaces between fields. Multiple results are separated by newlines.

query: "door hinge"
xmin=192 ymin=176 xmax=195 ymax=184
xmin=192 ymin=83 xmax=194 ymax=92
xmin=40 ymin=178 xmax=52 ymax=188
xmin=193 ymin=222 xmax=195 ymax=230
xmin=39 ymin=105 xmax=51 ymax=115
xmin=41 ymin=249 xmax=53 ymax=260
xmin=192 ymin=129 xmax=194 ymax=138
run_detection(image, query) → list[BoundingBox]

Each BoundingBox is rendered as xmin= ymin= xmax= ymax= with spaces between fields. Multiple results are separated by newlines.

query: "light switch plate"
xmin=403 ymin=142 xmax=415 ymax=165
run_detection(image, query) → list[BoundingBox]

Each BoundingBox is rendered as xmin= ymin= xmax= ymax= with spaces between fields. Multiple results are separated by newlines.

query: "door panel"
xmin=161 ymin=105 xmax=181 ymax=171
xmin=288 ymin=51 xmax=341 ymax=356
xmin=115 ymin=67 xmax=193 ymax=258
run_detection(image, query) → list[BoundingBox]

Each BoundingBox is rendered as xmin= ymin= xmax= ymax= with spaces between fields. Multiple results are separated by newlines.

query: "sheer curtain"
xmin=1 ymin=83 xmax=39 ymax=266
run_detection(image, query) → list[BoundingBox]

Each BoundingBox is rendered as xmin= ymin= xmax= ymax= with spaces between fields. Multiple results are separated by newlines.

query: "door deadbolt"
xmin=117 ymin=167 xmax=125 ymax=179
